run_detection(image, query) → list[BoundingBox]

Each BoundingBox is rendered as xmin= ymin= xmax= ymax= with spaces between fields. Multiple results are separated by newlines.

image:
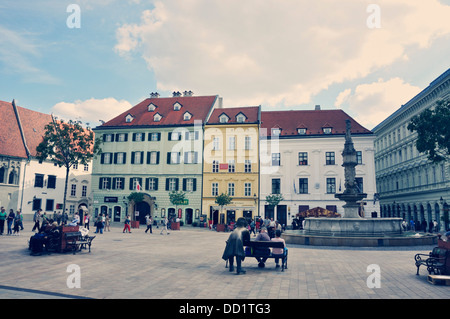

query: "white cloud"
xmin=335 ymin=78 xmax=422 ymax=130
xmin=114 ymin=0 xmax=450 ymax=108
xmin=51 ymin=98 xmax=133 ymax=127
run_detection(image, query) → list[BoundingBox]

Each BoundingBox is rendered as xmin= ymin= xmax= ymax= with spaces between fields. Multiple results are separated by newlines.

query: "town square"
xmin=0 ymin=1 xmax=449 ymax=306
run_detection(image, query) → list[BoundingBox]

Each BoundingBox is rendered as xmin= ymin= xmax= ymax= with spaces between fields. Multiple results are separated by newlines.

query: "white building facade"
xmin=260 ymin=108 xmax=379 ymax=227
xmin=373 ymin=69 xmax=450 ymax=232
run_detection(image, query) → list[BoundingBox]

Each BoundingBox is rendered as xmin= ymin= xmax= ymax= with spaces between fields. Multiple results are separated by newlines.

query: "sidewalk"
xmin=0 ymin=221 xmax=447 ymax=299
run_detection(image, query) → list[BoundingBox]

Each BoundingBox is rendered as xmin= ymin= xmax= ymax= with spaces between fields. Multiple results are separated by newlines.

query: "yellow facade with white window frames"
xmin=202 ymin=106 xmax=260 ymax=227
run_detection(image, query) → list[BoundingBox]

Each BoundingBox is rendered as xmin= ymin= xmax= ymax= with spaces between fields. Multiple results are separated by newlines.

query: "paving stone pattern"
xmin=0 ymin=221 xmax=448 ymax=299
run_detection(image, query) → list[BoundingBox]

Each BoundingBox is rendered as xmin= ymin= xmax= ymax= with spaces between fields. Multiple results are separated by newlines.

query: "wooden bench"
xmin=244 ymin=240 xmax=288 ymax=271
xmin=72 ymin=235 xmax=96 ymax=254
xmin=414 ymin=246 xmax=449 ymax=275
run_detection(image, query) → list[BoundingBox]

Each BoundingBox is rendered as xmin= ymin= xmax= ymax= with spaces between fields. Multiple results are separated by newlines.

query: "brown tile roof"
xmin=0 ymin=100 xmax=52 ymax=158
xmin=261 ymin=109 xmax=372 ymax=137
xmin=98 ymin=95 xmax=218 ymax=128
xmin=207 ymin=106 xmax=260 ymax=124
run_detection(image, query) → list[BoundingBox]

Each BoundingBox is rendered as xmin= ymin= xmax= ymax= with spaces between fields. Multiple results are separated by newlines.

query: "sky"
xmin=1 ymin=0 xmax=449 ymax=130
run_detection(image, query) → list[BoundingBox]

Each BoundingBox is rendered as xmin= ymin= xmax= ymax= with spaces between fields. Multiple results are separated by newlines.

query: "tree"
xmin=407 ymin=99 xmax=450 ymax=163
xmin=265 ymin=193 xmax=284 ymax=219
xmin=36 ymin=116 xmax=102 ymax=215
xmin=169 ymin=191 xmax=186 ymax=218
xmin=215 ymin=193 xmax=232 ymax=224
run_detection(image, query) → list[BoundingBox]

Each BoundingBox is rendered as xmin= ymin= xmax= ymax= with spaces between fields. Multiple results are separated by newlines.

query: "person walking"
xmin=0 ymin=207 xmax=6 ymax=235
xmin=160 ymin=217 xmax=169 ymax=235
xmin=222 ymin=217 xmax=250 ymax=275
xmin=123 ymin=215 xmax=132 ymax=233
xmin=32 ymin=209 xmax=41 ymax=232
xmin=145 ymin=214 xmax=153 ymax=234
xmin=104 ymin=215 xmax=110 ymax=232
xmin=7 ymin=209 xmax=15 ymax=235
xmin=83 ymin=213 xmax=90 ymax=230
xmin=95 ymin=215 xmax=104 ymax=234
xmin=13 ymin=210 xmax=22 ymax=235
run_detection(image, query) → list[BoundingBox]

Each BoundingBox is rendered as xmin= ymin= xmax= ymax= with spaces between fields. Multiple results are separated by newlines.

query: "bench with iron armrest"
xmin=68 ymin=234 xmax=96 ymax=255
xmin=63 ymin=231 xmax=82 ymax=254
xmin=243 ymin=240 xmax=288 ymax=271
xmin=414 ymin=247 xmax=449 ymax=275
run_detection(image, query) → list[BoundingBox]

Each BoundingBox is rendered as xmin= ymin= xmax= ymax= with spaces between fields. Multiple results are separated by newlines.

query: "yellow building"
xmin=202 ymin=106 xmax=260 ymax=226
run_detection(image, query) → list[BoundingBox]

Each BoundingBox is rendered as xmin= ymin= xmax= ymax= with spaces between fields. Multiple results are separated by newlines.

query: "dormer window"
xmin=153 ymin=113 xmax=162 ymax=122
xmin=173 ymin=102 xmax=182 ymax=111
xmin=323 ymin=127 xmax=332 ymax=134
xmin=148 ymin=103 xmax=157 ymax=112
xmin=236 ymin=112 xmax=247 ymax=123
xmin=297 ymin=128 xmax=307 ymax=135
xmin=183 ymin=112 xmax=192 ymax=121
xmin=125 ymin=114 xmax=134 ymax=123
xmin=271 ymin=128 xmax=281 ymax=136
xmin=219 ymin=114 xmax=230 ymax=123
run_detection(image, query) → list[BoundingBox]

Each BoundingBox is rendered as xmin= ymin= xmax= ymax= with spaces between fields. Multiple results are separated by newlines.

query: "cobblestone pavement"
xmin=0 ymin=221 xmax=448 ymax=300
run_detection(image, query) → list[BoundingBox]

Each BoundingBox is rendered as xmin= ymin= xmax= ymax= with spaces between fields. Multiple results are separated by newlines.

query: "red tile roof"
xmin=261 ymin=109 xmax=372 ymax=137
xmin=99 ymin=95 xmax=218 ymax=128
xmin=207 ymin=106 xmax=260 ymax=124
xmin=0 ymin=100 xmax=52 ymax=158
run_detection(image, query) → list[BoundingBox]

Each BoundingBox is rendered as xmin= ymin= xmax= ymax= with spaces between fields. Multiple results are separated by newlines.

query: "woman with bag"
xmin=123 ymin=215 xmax=132 ymax=233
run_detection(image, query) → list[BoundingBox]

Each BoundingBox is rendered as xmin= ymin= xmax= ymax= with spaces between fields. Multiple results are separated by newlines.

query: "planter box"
xmin=131 ymin=221 xmax=139 ymax=229
xmin=171 ymin=222 xmax=180 ymax=230
xmin=216 ymin=224 xmax=226 ymax=232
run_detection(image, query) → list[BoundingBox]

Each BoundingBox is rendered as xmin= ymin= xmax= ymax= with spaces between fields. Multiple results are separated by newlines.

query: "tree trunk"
xmin=63 ymin=165 xmax=69 ymax=216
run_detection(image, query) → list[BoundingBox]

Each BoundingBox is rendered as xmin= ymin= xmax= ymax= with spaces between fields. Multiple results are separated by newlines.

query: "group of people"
xmin=222 ymin=217 xmax=286 ymax=275
xmin=402 ymin=219 xmax=440 ymax=232
xmin=0 ymin=207 xmax=23 ymax=236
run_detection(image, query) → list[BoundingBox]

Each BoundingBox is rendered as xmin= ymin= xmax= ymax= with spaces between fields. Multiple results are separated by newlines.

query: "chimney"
xmin=218 ymin=97 xmax=223 ymax=109
xmin=150 ymin=92 xmax=160 ymax=98
xmin=315 ymin=105 xmax=321 ymax=110
xmin=173 ymin=91 xmax=182 ymax=97
xmin=183 ymin=90 xmax=194 ymax=97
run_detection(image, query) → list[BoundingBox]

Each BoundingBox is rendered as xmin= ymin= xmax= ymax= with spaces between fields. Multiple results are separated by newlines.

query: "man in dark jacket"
xmin=222 ymin=218 xmax=250 ymax=275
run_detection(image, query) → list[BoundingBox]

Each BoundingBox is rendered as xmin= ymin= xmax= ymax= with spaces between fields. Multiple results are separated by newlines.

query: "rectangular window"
xmin=101 ymin=153 xmax=112 ymax=164
xmin=146 ymin=178 xmax=159 ymax=191
xmin=130 ymin=177 xmax=143 ymax=191
xmin=166 ymin=178 xmax=179 ymax=191
xmin=228 ymin=183 xmax=235 ymax=196
xmin=149 ymin=132 xmax=161 ymax=141
xmin=82 ymin=185 xmax=87 ymax=197
xmin=167 ymin=152 xmax=181 ymax=164
xmin=212 ymin=160 xmax=219 ymax=173
xmin=245 ymin=160 xmax=252 ymax=173
xmin=103 ymin=134 xmax=114 ymax=142
xmin=272 ymin=153 xmax=281 ymax=166
xmin=147 ymin=151 xmax=160 ymax=165
xmin=185 ymin=131 xmax=199 ymax=140
xmin=355 ymin=177 xmax=364 ymax=193
xmin=271 ymin=179 xmax=281 ymax=194
xmin=326 ymin=178 xmax=336 ymax=194
xmin=34 ymin=174 xmax=44 ymax=188
xmin=112 ymin=177 xmax=124 ymax=190
xmin=99 ymin=177 xmax=111 ymax=190
xmin=228 ymin=160 xmax=235 ymax=173
xmin=183 ymin=178 xmax=196 ymax=192
xmin=45 ymin=199 xmax=54 ymax=212
xmin=84 ymin=164 xmax=89 ymax=171
xmin=47 ymin=175 xmax=56 ymax=189
xmin=244 ymin=183 xmax=252 ymax=196
xmin=184 ymin=151 xmax=198 ymax=164
xmin=116 ymin=133 xmax=128 ymax=142
xmin=70 ymin=184 xmax=76 ymax=196
xmin=131 ymin=151 xmax=144 ymax=164
xmin=228 ymin=136 xmax=236 ymax=150
xmin=299 ymin=178 xmax=308 ymax=194
xmin=212 ymin=183 xmax=219 ymax=196
xmin=356 ymin=151 xmax=363 ymax=164
xmin=298 ymin=152 xmax=308 ymax=165
xmin=326 ymin=152 xmax=335 ymax=165
xmin=132 ymin=132 xmax=145 ymax=142
xmin=114 ymin=152 xmax=127 ymax=164
xmin=213 ymin=137 xmax=220 ymax=151
xmin=245 ymin=136 xmax=251 ymax=150
xmin=169 ymin=131 xmax=181 ymax=141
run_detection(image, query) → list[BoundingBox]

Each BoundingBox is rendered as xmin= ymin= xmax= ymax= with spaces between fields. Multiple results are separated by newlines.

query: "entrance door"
xmin=136 ymin=202 xmax=150 ymax=225
xmin=276 ymin=205 xmax=287 ymax=227
xmin=264 ymin=205 xmax=274 ymax=219
xmin=113 ymin=206 xmax=121 ymax=222
xmin=186 ymin=208 xmax=193 ymax=224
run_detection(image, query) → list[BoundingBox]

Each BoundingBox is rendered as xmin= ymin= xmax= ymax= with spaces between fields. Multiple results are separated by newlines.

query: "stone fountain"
xmin=282 ymin=120 xmax=437 ymax=246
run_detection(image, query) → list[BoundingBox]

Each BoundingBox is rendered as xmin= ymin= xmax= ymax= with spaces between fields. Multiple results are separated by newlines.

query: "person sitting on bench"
xmin=254 ymin=228 xmax=271 ymax=267
xmin=271 ymin=229 xmax=286 ymax=268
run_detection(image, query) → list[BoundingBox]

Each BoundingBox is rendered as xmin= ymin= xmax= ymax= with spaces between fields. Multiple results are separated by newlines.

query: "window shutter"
xmin=129 ymin=178 xmax=133 ymax=190
xmin=156 ymin=152 xmax=160 ymax=164
xmin=182 ymin=178 xmax=187 ymax=191
xmin=99 ymin=178 xmax=103 ymax=190
xmin=193 ymin=178 xmax=197 ymax=192
xmin=147 ymin=152 xmax=151 ymax=164
xmin=168 ymin=132 xmax=172 ymax=140
xmin=123 ymin=153 xmax=127 ymax=164
xmin=165 ymin=178 xmax=170 ymax=191
xmin=167 ymin=152 xmax=171 ymax=164
xmin=100 ymin=154 xmax=105 ymax=164
xmin=114 ymin=153 xmax=118 ymax=164
xmin=131 ymin=152 xmax=135 ymax=164
xmin=154 ymin=178 xmax=158 ymax=190
xmin=140 ymin=152 xmax=144 ymax=164
xmin=132 ymin=133 xmax=136 ymax=141
xmin=175 ymin=178 xmax=179 ymax=191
